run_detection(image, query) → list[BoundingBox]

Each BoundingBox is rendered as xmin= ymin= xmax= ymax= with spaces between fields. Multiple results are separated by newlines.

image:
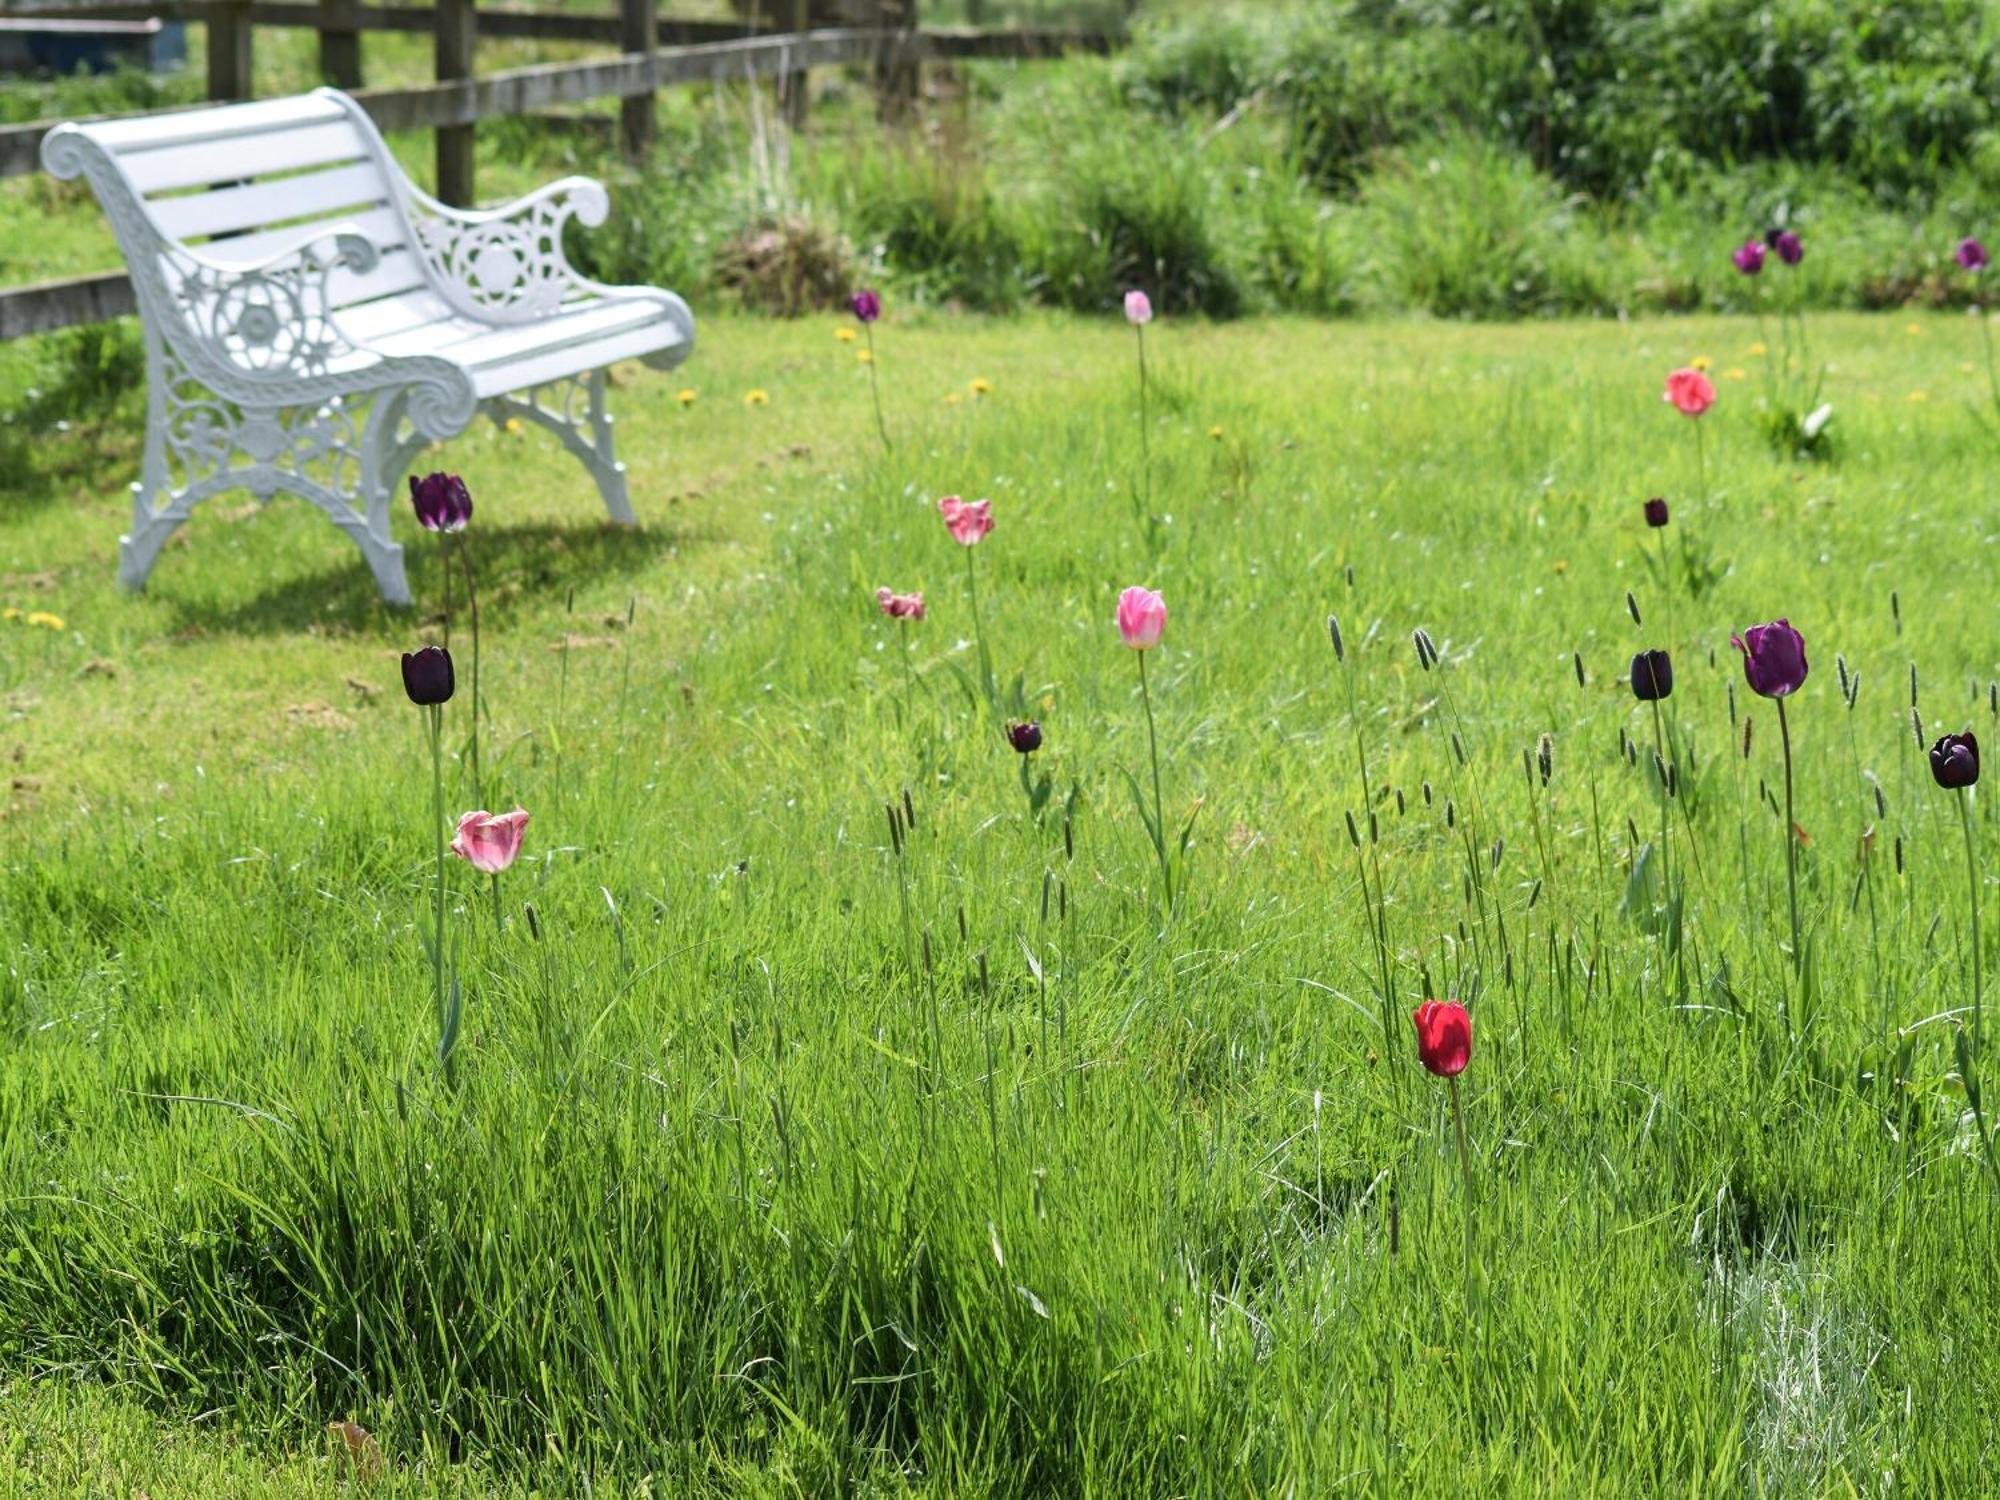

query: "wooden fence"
xmin=0 ymin=1 xmax=1117 ymax=338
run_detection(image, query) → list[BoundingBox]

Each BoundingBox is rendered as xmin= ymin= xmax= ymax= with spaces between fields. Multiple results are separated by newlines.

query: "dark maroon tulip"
xmin=1631 ymin=649 xmax=1674 ymax=701
xmin=1931 ymin=731 xmax=1980 ymax=789
xmin=1959 ymin=237 xmax=1989 ymax=272
xmin=1773 ymin=230 xmax=1803 ymax=265
xmin=850 ymin=289 xmax=882 ymax=324
xmin=1732 ymin=619 xmax=1809 ymax=699
xmin=1643 ymin=497 xmax=1669 ymax=528
xmin=401 ymin=645 xmax=455 ymax=705
xmin=410 ymin=472 xmax=472 ymax=533
xmin=1006 ymin=720 xmax=1043 ymax=754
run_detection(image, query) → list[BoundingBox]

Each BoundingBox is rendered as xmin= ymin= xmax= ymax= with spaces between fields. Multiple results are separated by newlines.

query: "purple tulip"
xmin=1931 ymin=731 xmax=1980 ymax=789
xmin=1959 ymin=237 xmax=1989 ymax=273
xmin=1643 ymin=497 xmax=1669 ymax=528
xmin=1006 ymin=720 xmax=1043 ymax=754
xmin=410 ymin=472 xmax=472 ymax=533
xmin=1732 ymin=619 xmax=1809 ymax=699
xmin=1773 ymin=230 xmax=1803 ymax=266
xmin=1732 ymin=240 xmax=1766 ymax=276
xmin=401 ymin=645 xmax=455 ymax=705
xmin=1630 ymin=649 xmax=1673 ymax=701
xmin=850 ymin=289 xmax=882 ymax=324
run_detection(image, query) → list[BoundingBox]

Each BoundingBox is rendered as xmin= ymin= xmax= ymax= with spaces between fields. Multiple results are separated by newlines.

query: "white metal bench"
xmin=41 ymin=87 xmax=694 ymax=604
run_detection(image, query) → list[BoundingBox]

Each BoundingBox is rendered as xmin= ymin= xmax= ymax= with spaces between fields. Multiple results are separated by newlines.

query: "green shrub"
xmin=1359 ymin=135 xmax=1623 ymax=319
xmin=806 ymin=137 xmax=1026 ymax=311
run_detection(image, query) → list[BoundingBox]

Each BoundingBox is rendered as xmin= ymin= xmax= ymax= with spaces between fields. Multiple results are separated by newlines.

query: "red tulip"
xmin=1412 ymin=1000 xmax=1472 ymax=1077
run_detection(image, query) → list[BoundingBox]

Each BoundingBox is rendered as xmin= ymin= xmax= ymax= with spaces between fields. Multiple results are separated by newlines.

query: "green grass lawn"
xmin=3 ymin=308 xmax=2000 ymax=1495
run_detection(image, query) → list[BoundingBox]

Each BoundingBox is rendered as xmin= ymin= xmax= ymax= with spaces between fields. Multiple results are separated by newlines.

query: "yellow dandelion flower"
xmin=676 ymin=388 xmax=698 ymax=407
xmin=1690 ymin=355 xmax=1713 ymax=371
xmin=835 ymin=327 xmax=858 ymax=342
xmin=1907 ymin=322 xmax=1925 ymax=335
xmin=1207 ymin=425 xmax=1224 ymax=440
xmin=1 ymin=607 xmax=19 ymax=622
xmin=943 ymin=391 xmax=964 ymax=406
xmin=969 ymin=378 xmax=993 ymax=397
xmin=1907 ymin=390 xmax=1930 ymax=402
xmin=26 ymin=611 xmax=64 ymax=630
xmin=744 ymin=389 xmax=770 ymax=407
xmin=856 ymin=349 xmax=875 ymax=365
xmin=1725 ymin=367 xmax=1748 ymax=381
xmin=1747 ymin=341 xmax=1768 ymax=356
xmin=1553 ymin=559 xmax=1569 ymax=574
xmin=503 ymin=417 xmax=524 ymax=436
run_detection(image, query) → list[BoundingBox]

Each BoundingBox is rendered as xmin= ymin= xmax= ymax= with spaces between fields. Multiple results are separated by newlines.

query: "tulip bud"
xmin=849 ymin=288 xmax=882 ymax=323
xmin=1643 ymin=497 xmax=1669 ymax=528
xmin=409 ymin=472 xmax=472 ymax=533
xmin=401 ymin=645 xmax=454 ymax=705
xmin=1930 ymin=732 xmax=1980 ymax=789
xmin=1411 ymin=999 xmax=1472 ymax=1077
xmin=1732 ymin=619 xmax=1809 ymax=699
xmin=1006 ymin=721 xmax=1043 ymax=755
xmin=1630 ymin=649 xmax=1674 ymax=701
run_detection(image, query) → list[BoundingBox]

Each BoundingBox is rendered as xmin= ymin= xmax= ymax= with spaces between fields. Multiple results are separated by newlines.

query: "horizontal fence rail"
xmin=0 ymin=20 xmax=1116 ymax=339
xmin=1 ymin=1 xmax=768 ymax=43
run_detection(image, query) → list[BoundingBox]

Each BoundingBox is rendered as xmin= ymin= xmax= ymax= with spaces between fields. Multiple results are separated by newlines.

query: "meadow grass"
xmin=3 ymin=309 xmax=2000 ymax=1494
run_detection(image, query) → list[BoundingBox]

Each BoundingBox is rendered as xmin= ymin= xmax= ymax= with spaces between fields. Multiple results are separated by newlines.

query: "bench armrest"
xmin=401 ymin=176 xmax=614 ymax=326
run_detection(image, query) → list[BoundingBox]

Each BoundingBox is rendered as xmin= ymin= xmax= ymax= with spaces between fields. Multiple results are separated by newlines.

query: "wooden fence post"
xmin=206 ymin=0 xmax=253 ymax=101
xmin=319 ymin=0 xmax=363 ymax=88
xmin=618 ymin=0 xmax=657 ymax=161
xmin=434 ymin=0 xmax=477 ymax=205
xmin=781 ymin=0 xmax=810 ymax=130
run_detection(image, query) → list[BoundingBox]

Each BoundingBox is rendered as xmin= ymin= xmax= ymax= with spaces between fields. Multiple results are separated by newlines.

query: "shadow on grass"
xmin=155 ymin=517 xmax=713 ymax=638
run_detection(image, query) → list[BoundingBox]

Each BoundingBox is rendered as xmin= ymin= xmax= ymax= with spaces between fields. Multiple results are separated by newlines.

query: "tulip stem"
xmin=459 ymin=535 xmax=482 ymax=807
xmin=437 ymin=533 xmax=452 ymax=651
xmin=1650 ymin=694 xmax=1673 ymax=927
xmin=864 ymin=324 xmax=891 ymax=453
xmin=1448 ymin=1075 xmax=1478 ymax=1324
xmin=1776 ymin=695 xmax=1802 ymax=986
xmin=428 ymin=703 xmax=449 ymax=1074
xmin=1693 ymin=418 xmax=1707 ymax=508
xmin=1960 ymin=791 xmax=2000 ymax=1184
xmin=1135 ymin=323 xmax=1151 ymax=523
xmin=964 ymin=547 xmax=996 ymax=716
xmin=1964 ymin=791 xmax=1984 ymax=1070
xmin=1138 ymin=649 xmax=1173 ymax=913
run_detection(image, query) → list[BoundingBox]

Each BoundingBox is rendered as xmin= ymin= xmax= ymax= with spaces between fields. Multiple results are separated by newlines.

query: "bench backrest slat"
xmin=62 ymin=92 xmax=417 ymax=315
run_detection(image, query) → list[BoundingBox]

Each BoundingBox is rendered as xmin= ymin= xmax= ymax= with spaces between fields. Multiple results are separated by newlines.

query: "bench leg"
xmin=121 ymin=375 xmax=416 ymax=606
xmin=484 ymin=368 xmax=635 ymax=526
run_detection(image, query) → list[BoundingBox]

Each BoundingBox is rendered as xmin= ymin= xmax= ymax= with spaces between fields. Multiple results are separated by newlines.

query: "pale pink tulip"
xmin=937 ymin=494 xmax=994 ymax=546
xmin=1124 ymin=289 xmax=1153 ymax=325
xmin=876 ymin=587 xmax=925 ymax=620
xmin=1117 ymin=586 xmax=1167 ymax=650
xmin=451 ymin=806 xmax=529 ymax=874
xmin=1663 ymin=367 xmax=1716 ymax=417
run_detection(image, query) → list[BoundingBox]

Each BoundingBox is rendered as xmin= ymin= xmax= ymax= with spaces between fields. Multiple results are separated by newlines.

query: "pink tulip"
xmin=1663 ymin=367 xmax=1716 ymax=417
xmin=1124 ymin=290 xmax=1153 ymax=325
xmin=876 ymin=587 xmax=925 ymax=620
xmin=1117 ymin=586 xmax=1167 ymax=650
xmin=937 ymin=494 xmax=994 ymax=546
xmin=450 ymin=806 xmax=529 ymax=874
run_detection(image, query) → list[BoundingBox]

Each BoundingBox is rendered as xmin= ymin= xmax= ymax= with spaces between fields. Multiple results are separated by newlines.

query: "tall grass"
xmin=3 ymin=311 xmax=2000 ymax=1491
